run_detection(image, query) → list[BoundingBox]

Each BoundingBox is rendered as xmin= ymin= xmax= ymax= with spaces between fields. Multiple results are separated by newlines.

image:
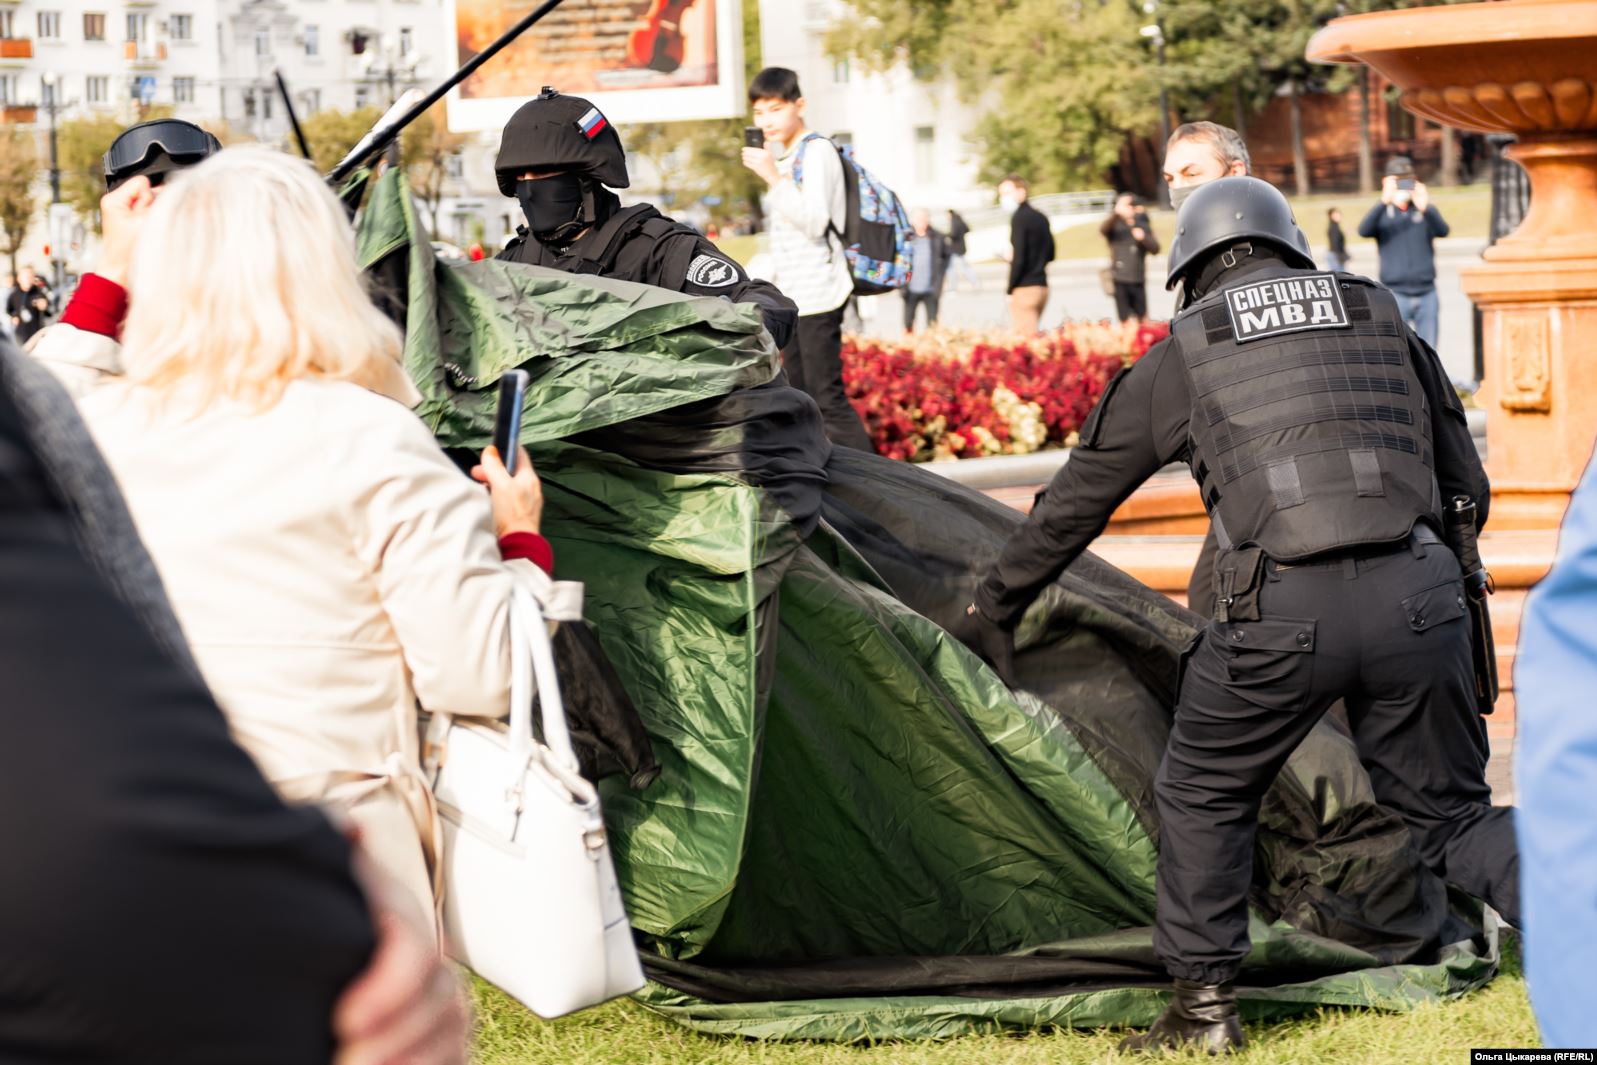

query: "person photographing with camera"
xmin=1100 ymin=193 xmax=1159 ymax=322
xmin=1358 ymin=156 xmax=1449 ymax=348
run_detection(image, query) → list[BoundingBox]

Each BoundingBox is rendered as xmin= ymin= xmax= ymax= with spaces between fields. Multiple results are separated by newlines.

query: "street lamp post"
xmin=40 ymin=72 xmax=63 ymax=294
xmin=362 ymin=44 xmax=419 ymax=165
xmin=1140 ymin=13 xmax=1171 ymax=203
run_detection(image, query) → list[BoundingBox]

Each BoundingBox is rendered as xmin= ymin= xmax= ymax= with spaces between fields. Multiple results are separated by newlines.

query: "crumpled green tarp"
xmin=358 ymin=171 xmax=1498 ymax=1041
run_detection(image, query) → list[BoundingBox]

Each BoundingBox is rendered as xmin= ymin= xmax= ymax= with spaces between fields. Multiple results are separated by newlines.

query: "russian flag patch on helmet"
xmin=576 ymin=107 xmax=608 ymax=140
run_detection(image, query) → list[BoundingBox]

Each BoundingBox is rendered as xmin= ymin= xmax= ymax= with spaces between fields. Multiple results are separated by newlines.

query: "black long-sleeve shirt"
xmin=974 ymin=261 xmax=1487 ymax=627
xmin=1008 ymin=201 xmax=1056 ymax=293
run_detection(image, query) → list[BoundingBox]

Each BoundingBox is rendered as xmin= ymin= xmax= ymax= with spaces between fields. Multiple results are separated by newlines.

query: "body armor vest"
xmin=500 ymin=204 xmax=696 ymax=286
xmin=1172 ymin=266 xmax=1441 ymax=561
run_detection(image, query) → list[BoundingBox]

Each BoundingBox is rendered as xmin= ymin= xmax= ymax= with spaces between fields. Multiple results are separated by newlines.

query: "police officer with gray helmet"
xmin=951 ymin=176 xmax=1518 ymax=1054
xmin=495 ymin=87 xmax=797 ymax=348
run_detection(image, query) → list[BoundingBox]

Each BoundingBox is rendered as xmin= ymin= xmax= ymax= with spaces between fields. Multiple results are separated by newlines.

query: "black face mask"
xmin=516 ymin=174 xmax=589 ymax=247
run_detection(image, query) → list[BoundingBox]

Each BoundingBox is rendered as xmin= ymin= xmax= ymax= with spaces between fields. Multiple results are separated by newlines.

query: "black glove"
xmin=949 ymin=602 xmax=1019 ymax=688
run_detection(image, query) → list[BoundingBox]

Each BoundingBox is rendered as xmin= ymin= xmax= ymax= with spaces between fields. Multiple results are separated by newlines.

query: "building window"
xmin=832 ymin=130 xmax=853 ymax=146
xmin=37 ymin=11 xmax=61 ymax=38
xmin=173 ymin=76 xmax=194 ymax=102
xmin=254 ymin=27 xmax=270 ymax=55
xmin=83 ymin=12 xmax=106 ymax=40
xmin=0 ymin=11 xmax=14 ymax=38
xmin=263 ymin=91 xmax=272 ymax=119
xmin=914 ymin=125 xmax=935 ymax=182
xmin=445 ymin=151 xmax=463 ymax=179
xmin=169 ymin=14 xmax=191 ymax=40
xmin=354 ymin=84 xmax=369 ymax=108
xmin=87 ymin=75 xmax=108 ymax=102
xmin=303 ymin=24 xmax=318 ymax=56
xmin=242 ymin=88 xmax=255 ymax=118
xmin=398 ymin=26 xmax=412 ymax=56
xmin=126 ymin=12 xmax=148 ymax=41
xmin=832 ymin=58 xmax=850 ymax=84
xmin=41 ymin=77 xmax=55 ymax=105
xmin=0 ymin=76 xmax=17 ymax=105
xmin=302 ymin=87 xmax=320 ymax=112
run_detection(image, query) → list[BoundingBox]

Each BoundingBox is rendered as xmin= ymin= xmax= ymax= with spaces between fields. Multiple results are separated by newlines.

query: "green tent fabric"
xmin=358 ymin=172 xmax=1499 ymax=1040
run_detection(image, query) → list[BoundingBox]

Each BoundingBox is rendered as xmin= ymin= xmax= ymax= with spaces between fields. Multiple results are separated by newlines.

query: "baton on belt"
xmin=1442 ymin=495 xmax=1498 ymax=715
xmin=327 ymin=0 xmax=570 ymax=184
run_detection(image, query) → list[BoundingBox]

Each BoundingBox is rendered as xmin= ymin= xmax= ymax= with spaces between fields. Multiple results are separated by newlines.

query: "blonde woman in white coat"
xmin=76 ymin=146 xmax=550 ymax=938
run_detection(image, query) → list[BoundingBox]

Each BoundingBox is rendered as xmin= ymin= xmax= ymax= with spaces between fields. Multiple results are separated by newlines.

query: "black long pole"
xmin=327 ymin=0 xmax=568 ymax=184
xmin=275 ymin=69 xmax=312 ymax=160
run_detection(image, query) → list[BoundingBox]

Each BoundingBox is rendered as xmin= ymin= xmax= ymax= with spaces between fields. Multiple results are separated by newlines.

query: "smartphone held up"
xmin=493 ymin=370 xmax=530 ymax=476
xmin=744 ymin=126 xmax=765 ymax=150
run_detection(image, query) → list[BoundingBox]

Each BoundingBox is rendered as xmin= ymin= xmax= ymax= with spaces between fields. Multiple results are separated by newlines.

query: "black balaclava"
xmin=1174 ymin=243 xmax=1267 ymax=312
xmin=517 ymin=173 xmax=589 ymax=247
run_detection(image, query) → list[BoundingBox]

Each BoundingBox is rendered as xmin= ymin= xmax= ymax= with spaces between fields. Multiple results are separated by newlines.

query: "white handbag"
xmin=424 ymin=576 xmax=644 ymax=1019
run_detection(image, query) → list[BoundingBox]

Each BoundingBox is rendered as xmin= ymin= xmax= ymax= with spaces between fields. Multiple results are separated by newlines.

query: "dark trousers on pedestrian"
xmin=1154 ymin=532 xmax=1520 ymax=984
xmin=782 ymin=305 xmax=874 ymax=453
xmin=1113 ymin=281 xmax=1147 ymax=322
xmin=903 ymin=290 xmax=940 ymax=332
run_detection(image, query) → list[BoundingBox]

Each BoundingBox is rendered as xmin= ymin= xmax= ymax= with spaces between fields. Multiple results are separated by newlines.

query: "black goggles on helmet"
xmin=103 ymin=121 xmax=221 ymax=188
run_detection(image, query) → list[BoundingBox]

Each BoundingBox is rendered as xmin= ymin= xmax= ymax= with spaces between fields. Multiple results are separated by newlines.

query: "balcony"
xmin=123 ymin=40 xmax=166 ymax=64
xmin=1 ymin=105 xmax=37 ymax=123
xmin=0 ymin=38 xmax=32 ymax=58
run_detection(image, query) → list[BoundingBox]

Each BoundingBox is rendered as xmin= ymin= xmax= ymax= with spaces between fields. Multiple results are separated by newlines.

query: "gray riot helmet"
xmin=1165 ymin=176 xmax=1314 ymax=290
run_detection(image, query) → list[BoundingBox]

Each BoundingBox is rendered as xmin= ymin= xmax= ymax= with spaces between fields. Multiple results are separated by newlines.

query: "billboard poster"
xmin=447 ymin=0 xmax=745 ymax=132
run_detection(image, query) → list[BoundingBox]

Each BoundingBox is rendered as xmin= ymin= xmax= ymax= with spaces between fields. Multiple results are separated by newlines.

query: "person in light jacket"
xmin=69 ymin=146 xmax=554 ymax=935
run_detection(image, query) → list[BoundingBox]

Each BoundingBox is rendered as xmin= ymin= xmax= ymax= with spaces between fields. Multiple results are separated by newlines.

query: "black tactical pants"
xmin=782 ymin=306 xmax=874 ymax=453
xmin=1153 ymin=534 xmax=1520 ymax=985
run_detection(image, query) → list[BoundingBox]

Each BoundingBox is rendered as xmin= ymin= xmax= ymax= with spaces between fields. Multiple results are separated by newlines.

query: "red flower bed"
xmin=840 ymin=320 xmax=1169 ymax=462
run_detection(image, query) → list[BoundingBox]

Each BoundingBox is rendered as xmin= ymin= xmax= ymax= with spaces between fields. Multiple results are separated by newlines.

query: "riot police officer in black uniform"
xmin=495 ymin=87 xmax=797 ymax=349
xmin=952 ymin=177 xmax=1519 ymax=1054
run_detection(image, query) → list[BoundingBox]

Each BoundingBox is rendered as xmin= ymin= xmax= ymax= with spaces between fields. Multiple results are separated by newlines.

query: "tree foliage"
xmin=300 ymin=104 xmax=467 ymax=229
xmin=826 ymin=0 xmax=1421 ymax=192
xmin=0 ymin=125 xmax=40 ymax=276
xmin=58 ymin=112 xmax=137 ymax=224
xmin=827 ymin=0 xmax=1158 ymax=191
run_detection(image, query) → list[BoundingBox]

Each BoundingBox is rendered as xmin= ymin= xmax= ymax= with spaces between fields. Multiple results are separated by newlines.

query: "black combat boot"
xmin=1117 ymin=980 xmax=1245 ymax=1055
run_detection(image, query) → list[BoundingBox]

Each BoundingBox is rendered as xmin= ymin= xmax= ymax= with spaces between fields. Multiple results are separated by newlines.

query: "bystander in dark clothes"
xmin=0 ymin=342 xmax=375 ymax=1064
xmin=1326 ymin=208 xmax=1350 ymax=272
xmin=903 ymin=207 xmax=952 ymax=332
xmin=946 ymin=210 xmax=978 ymax=292
xmin=6 ymin=266 xmax=51 ymax=346
xmin=1358 ymin=156 xmax=1449 ymax=348
xmin=1001 ymin=175 xmax=1055 ymax=334
xmin=1100 ymin=193 xmax=1159 ymax=321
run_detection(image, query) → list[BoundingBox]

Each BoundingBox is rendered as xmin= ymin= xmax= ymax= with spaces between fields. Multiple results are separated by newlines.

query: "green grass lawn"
xmin=1051 ymin=185 xmax=1492 ymax=262
xmin=469 ymin=938 xmax=1537 ymax=1064
xmin=712 ymin=233 xmax=761 ymax=267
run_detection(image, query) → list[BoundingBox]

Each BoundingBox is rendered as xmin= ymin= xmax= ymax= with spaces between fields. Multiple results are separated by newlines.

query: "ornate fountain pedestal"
xmin=1310 ymin=0 xmax=1597 ymax=529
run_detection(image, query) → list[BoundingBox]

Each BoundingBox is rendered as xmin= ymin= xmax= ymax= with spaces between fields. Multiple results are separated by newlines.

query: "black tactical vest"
xmin=1171 ymin=266 xmax=1441 ymax=561
xmin=499 ymin=204 xmax=697 ymax=287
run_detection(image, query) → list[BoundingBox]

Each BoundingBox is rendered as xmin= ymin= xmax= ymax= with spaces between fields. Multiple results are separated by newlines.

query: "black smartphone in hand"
xmin=493 ymin=370 xmax=530 ymax=477
xmin=744 ymin=126 xmax=765 ymax=149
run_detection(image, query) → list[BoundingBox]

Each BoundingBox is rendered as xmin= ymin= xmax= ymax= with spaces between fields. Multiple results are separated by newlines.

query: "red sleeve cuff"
xmin=60 ymin=274 xmax=129 ymax=340
xmin=498 ymin=531 xmax=554 ymax=575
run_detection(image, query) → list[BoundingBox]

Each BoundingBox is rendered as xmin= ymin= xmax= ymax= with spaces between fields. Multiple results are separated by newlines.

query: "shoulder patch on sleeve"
xmin=686 ymin=253 xmax=739 ymax=289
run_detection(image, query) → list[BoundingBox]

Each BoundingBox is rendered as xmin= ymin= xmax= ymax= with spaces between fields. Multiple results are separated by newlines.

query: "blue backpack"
xmin=792 ymin=133 xmax=914 ymax=296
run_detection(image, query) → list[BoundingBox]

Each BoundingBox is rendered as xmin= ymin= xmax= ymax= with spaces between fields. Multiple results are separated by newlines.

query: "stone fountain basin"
xmin=1307 ymin=0 xmax=1597 ymax=133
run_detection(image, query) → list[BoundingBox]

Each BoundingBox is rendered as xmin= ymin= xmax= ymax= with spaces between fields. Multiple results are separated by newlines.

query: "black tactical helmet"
xmin=103 ymin=119 xmax=221 ymax=190
xmin=1165 ymin=176 xmax=1314 ymax=290
xmin=494 ymin=87 xmax=630 ymax=196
